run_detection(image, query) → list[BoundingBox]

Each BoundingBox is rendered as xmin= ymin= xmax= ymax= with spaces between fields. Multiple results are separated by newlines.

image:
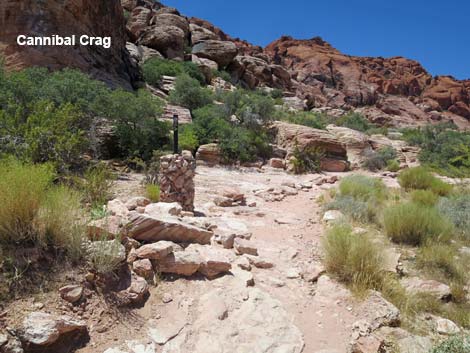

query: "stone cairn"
xmin=158 ymin=151 xmax=196 ymax=211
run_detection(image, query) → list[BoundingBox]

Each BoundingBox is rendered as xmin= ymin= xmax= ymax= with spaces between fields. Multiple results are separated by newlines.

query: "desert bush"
xmin=336 ymin=112 xmax=372 ymax=132
xmin=169 ymin=74 xmax=213 ymax=111
xmin=437 ymin=194 xmax=470 ymax=237
xmin=277 ymin=111 xmax=328 ymax=130
xmin=398 ymin=167 xmax=452 ymax=196
xmin=146 ymin=184 xmax=160 ymax=203
xmin=102 ymin=89 xmax=170 ymax=160
xmin=430 ymin=335 xmax=470 ymax=353
xmin=402 ymin=123 xmax=470 ymax=177
xmin=291 ymin=144 xmax=324 ymax=174
xmin=416 ymin=244 xmax=466 ymax=283
xmin=363 ymin=146 xmax=397 ymax=171
xmin=325 ymin=195 xmax=377 ymax=223
xmin=82 ymin=163 xmax=115 ymax=207
xmin=142 ymin=58 xmax=205 ymax=85
xmin=86 ymin=239 xmax=123 ymax=274
xmin=322 ymin=224 xmax=385 ymax=292
xmin=178 ymin=124 xmax=199 ymax=153
xmin=212 ymin=69 xmax=232 ymax=82
xmin=0 ymin=159 xmax=86 ymax=254
xmin=383 ymin=202 xmax=454 ymax=245
xmin=410 ymin=190 xmax=439 ymax=207
xmin=386 ymin=159 xmax=400 ymax=172
xmin=339 ymin=174 xmax=387 ymax=201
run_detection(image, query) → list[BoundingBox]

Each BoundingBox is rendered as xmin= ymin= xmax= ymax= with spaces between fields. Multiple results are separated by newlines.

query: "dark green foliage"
xmin=212 ymin=69 xmax=232 ymax=82
xmin=101 ymin=89 xmax=170 ymax=160
xmin=291 ymin=144 xmax=324 ymax=174
xmin=169 ymin=74 xmax=213 ymax=111
xmin=178 ymin=124 xmax=199 ymax=153
xmin=336 ymin=112 xmax=372 ymax=132
xmin=363 ymin=146 xmax=397 ymax=171
xmin=410 ymin=190 xmax=439 ymax=207
xmin=402 ymin=123 xmax=470 ymax=177
xmin=0 ymin=66 xmax=172 ymax=168
xmin=278 ymin=111 xmax=329 ymax=130
xmin=142 ymin=58 xmax=206 ymax=85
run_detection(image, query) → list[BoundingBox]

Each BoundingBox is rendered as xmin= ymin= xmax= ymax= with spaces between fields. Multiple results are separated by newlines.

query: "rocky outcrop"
xmin=192 ymin=40 xmax=238 ymax=69
xmin=0 ymin=0 xmax=138 ymax=88
xmin=196 ymin=144 xmax=222 ymax=166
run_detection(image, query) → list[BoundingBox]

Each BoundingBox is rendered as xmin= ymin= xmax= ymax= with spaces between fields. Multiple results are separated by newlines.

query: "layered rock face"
xmin=265 ymin=36 xmax=470 ymax=127
xmin=0 ymin=0 xmax=138 ymax=88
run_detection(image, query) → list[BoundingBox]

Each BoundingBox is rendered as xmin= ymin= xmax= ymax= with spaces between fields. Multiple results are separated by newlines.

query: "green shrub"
xmin=416 ymin=243 xmax=466 ymax=283
xmin=142 ymin=58 xmax=206 ymax=85
xmin=169 ymin=74 xmax=213 ymax=111
xmin=325 ymin=195 xmax=377 ymax=223
xmin=178 ymin=124 xmax=199 ymax=153
xmin=277 ymin=111 xmax=328 ymax=130
xmin=213 ymin=69 xmax=232 ymax=82
xmin=410 ymin=189 xmax=439 ymax=206
xmin=82 ymin=163 xmax=115 ymax=207
xmin=336 ymin=112 xmax=372 ymax=132
xmin=0 ymin=159 xmax=85 ymax=254
xmin=430 ymin=335 xmax=470 ymax=353
xmin=403 ymin=123 xmax=470 ymax=177
xmin=339 ymin=174 xmax=387 ymax=201
xmin=383 ymin=202 xmax=454 ymax=245
xmin=291 ymin=144 xmax=324 ymax=174
xmin=437 ymin=194 xmax=470 ymax=237
xmin=146 ymin=184 xmax=160 ymax=202
xmin=398 ymin=167 xmax=452 ymax=196
xmin=322 ymin=224 xmax=384 ymax=292
xmin=102 ymin=89 xmax=170 ymax=160
xmin=86 ymin=239 xmax=123 ymax=274
xmin=363 ymin=146 xmax=397 ymax=172
xmin=386 ymin=159 xmax=400 ymax=172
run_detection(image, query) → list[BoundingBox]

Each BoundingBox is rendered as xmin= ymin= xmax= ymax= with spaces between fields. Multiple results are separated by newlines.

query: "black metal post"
xmin=173 ymin=114 xmax=179 ymax=154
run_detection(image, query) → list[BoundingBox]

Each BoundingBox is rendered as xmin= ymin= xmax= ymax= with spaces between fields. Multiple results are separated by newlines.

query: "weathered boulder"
xmin=196 ymin=144 xmax=222 ymax=166
xmin=150 ymin=13 xmax=190 ymax=37
xmin=127 ymin=214 xmax=213 ymax=244
xmin=234 ymin=238 xmax=258 ymax=256
xmin=59 ymin=285 xmax=83 ymax=304
xmin=401 ymin=277 xmax=451 ymax=300
xmin=125 ymin=196 xmax=151 ymax=211
xmin=268 ymin=158 xmax=285 ymax=169
xmin=135 ymin=241 xmax=175 ymax=260
xmin=139 ymin=25 xmax=186 ymax=59
xmin=157 ymin=250 xmax=202 ymax=276
xmin=87 ymin=215 xmax=123 ymax=240
xmin=270 ymin=121 xmax=347 ymax=161
xmin=127 ymin=6 xmax=152 ymax=38
xmin=192 ymin=40 xmax=238 ymax=68
xmin=20 ymin=312 xmax=87 ymax=346
xmin=190 ymin=24 xmax=218 ymax=44
xmin=145 ymin=202 xmax=182 ymax=217
xmin=132 ymin=259 xmax=155 ymax=280
xmin=186 ymin=244 xmax=233 ymax=279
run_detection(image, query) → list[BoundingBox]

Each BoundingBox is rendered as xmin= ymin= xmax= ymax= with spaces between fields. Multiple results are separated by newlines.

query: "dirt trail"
xmin=83 ymin=166 xmax=361 ymax=353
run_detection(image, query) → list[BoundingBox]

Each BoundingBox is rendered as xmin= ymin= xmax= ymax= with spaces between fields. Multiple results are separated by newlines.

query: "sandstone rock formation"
xmin=0 ymin=0 xmax=138 ymax=88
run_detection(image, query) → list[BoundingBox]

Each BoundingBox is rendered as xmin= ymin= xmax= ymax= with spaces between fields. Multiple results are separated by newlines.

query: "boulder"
xmin=127 ymin=6 xmax=152 ymax=38
xmin=127 ymin=214 xmax=213 ymax=244
xmin=192 ymin=40 xmax=238 ymax=68
xmin=59 ymin=285 xmax=83 ymax=304
xmin=186 ymin=244 xmax=233 ymax=279
xmin=150 ymin=13 xmax=190 ymax=37
xmin=196 ymin=143 xmax=222 ymax=166
xmin=191 ymin=55 xmax=219 ymax=82
xmin=21 ymin=312 xmax=87 ymax=346
xmin=163 ymin=104 xmax=192 ymax=124
xmin=120 ymin=272 xmax=149 ymax=304
xmin=125 ymin=197 xmax=151 ymax=211
xmin=268 ymin=158 xmax=285 ymax=169
xmin=401 ymin=277 xmax=451 ymax=300
xmin=144 ymin=202 xmax=183 ymax=217
xmin=135 ymin=241 xmax=175 ymax=260
xmin=432 ymin=316 xmax=461 ymax=335
xmin=323 ymin=210 xmax=345 ymax=223
xmin=357 ymin=291 xmax=401 ymax=331
xmin=190 ymin=24 xmax=219 ymax=44
xmin=87 ymin=215 xmax=123 ymax=240
xmin=320 ymin=158 xmax=349 ymax=172
xmin=132 ymin=259 xmax=155 ymax=280
xmin=157 ymin=251 xmax=202 ymax=276
xmin=283 ymin=97 xmax=308 ymax=111
xmin=234 ymin=238 xmax=258 ymax=256
xmin=139 ymin=25 xmax=186 ymax=59
xmin=107 ymin=199 xmax=130 ymax=218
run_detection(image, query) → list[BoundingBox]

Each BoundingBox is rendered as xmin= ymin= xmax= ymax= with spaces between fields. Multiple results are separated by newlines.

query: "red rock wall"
xmin=0 ymin=0 xmax=137 ymax=88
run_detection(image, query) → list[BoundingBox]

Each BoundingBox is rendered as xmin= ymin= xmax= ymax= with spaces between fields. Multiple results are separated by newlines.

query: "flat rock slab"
xmin=127 ymin=214 xmax=213 ymax=244
xmin=161 ymin=285 xmax=304 ymax=353
xmin=401 ymin=277 xmax=451 ymax=300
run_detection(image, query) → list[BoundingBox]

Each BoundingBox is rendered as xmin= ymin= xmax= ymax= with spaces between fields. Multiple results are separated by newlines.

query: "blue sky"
xmin=164 ymin=0 xmax=470 ymax=80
